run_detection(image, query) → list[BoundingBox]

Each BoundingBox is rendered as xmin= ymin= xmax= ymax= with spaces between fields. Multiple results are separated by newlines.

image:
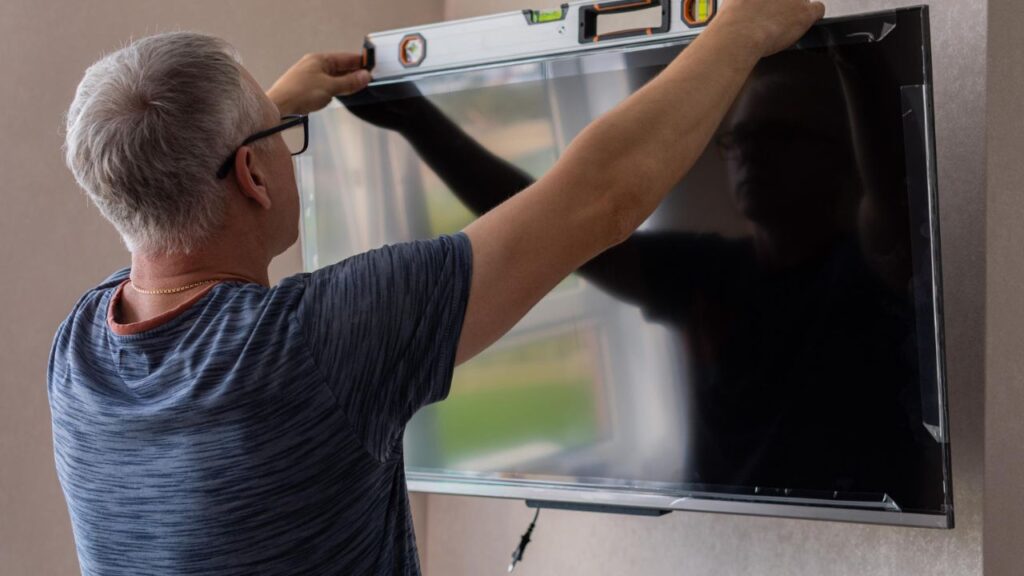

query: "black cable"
xmin=507 ymin=507 xmax=541 ymax=572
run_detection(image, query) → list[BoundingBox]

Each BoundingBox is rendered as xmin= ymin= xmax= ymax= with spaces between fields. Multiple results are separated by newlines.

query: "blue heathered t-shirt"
xmin=47 ymin=233 xmax=472 ymax=575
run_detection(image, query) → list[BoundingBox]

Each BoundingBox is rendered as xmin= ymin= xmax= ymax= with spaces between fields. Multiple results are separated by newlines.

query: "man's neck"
xmin=130 ymin=238 xmax=271 ymax=291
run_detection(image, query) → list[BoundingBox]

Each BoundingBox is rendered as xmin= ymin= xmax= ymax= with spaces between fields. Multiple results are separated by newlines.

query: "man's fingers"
xmin=807 ymin=1 xmax=826 ymax=22
xmin=329 ymin=69 xmax=372 ymax=96
xmin=321 ymin=52 xmax=365 ymax=76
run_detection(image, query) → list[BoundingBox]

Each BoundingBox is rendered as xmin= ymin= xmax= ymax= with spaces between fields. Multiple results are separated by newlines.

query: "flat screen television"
xmin=299 ymin=6 xmax=951 ymax=527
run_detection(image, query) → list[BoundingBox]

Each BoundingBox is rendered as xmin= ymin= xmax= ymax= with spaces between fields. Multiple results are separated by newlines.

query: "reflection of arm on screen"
xmin=343 ymin=82 xmax=715 ymax=311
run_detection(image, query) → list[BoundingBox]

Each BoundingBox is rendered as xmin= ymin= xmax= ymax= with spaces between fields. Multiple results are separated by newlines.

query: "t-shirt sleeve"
xmin=297 ymin=233 xmax=473 ymax=462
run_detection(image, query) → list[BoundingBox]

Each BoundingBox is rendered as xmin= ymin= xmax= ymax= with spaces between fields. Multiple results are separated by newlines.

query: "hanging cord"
xmin=508 ymin=507 xmax=541 ymax=572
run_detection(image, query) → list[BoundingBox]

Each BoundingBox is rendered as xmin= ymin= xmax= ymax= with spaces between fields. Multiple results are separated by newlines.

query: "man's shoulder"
xmin=98 ymin=267 xmax=131 ymax=288
xmin=48 ymin=269 xmax=129 ymax=381
xmin=304 ymin=233 xmax=471 ymax=285
xmin=60 ymin=268 xmax=128 ymax=324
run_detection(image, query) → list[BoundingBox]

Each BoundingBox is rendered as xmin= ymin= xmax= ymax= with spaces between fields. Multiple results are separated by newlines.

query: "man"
xmin=50 ymin=1 xmax=823 ymax=574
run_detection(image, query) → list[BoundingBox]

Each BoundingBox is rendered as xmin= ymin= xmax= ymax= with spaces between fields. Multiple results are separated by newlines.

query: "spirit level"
xmin=361 ymin=0 xmax=728 ymax=82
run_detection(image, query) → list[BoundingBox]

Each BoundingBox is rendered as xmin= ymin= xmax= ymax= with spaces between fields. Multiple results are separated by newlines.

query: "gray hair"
xmin=64 ymin=32 xmax=266 ymax=254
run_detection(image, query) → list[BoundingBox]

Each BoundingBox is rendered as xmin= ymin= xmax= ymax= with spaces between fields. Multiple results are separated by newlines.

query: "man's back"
xmin=48 ymin=235 xmax=471 ymax=575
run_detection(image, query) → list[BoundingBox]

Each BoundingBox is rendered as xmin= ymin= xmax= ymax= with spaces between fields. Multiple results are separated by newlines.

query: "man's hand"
xmin=267 ymin=53 xmax=371 ymax=116
xmin=714 ymin=0 xmax=826 ymax=57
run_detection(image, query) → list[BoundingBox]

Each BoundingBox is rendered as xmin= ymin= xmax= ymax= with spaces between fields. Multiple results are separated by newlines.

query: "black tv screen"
xmin=302 ymin=6 xmax=951 ymax=527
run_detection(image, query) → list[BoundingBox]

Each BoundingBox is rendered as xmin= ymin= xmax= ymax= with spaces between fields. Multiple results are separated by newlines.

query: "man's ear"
xmin=232 ymin=146 xmax=272 ymax=210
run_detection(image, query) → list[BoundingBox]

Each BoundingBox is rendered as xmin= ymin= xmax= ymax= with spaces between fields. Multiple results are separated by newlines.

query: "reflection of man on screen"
xmin=345 ymin=48 xmax=940 ymax=508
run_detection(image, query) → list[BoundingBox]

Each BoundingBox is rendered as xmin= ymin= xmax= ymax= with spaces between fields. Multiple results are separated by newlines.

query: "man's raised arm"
xmin=455 ymin=0 xmax=825 ymax=364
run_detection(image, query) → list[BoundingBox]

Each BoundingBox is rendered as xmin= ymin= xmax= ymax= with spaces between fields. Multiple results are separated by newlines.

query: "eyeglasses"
xmin=216 ymin=114 xmax=309 ymax=179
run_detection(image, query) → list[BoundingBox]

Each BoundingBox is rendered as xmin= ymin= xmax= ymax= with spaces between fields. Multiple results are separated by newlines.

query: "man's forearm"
xmin=551 ymin=18 xmax=763 ymax=241
xmin=456 ymin=0 xmax=823 ymax=364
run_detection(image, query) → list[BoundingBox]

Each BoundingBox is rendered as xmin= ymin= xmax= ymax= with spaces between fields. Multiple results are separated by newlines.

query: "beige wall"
xmin=423 ymin=1 xmax=989 ymax=575
xmin=0 ymin=1 xmax=445 ymax=573
xmin=984 ymin=0 xmax=1024 ymax=573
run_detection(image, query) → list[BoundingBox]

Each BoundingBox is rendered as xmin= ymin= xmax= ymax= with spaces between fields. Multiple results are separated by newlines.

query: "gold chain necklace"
xmin=129 ymin=279 xmax=220 ymax=295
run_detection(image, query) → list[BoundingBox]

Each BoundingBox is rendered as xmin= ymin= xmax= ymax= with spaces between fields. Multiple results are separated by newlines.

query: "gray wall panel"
xmin=984 ymin=0 xmax=1024 ymax=573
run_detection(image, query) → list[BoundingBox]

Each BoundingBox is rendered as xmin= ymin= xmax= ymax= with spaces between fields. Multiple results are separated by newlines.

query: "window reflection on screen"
xmin=421 ymin=82 xmax=557 ymax=235
xmin=410 ymin=329 xmax=607 ymax=470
